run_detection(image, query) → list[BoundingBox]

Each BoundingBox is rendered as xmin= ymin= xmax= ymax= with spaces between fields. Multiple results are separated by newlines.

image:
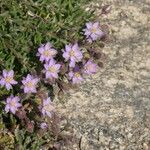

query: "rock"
xmin=56 ymin=0 xmax=150 ymax=149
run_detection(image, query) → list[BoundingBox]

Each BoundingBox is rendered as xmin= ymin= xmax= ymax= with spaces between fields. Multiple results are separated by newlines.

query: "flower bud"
xmin=98 ymin=62 xmax=104 ymax=68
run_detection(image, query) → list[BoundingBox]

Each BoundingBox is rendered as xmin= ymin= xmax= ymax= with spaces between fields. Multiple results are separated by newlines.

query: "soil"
xmin=56 ymin=0 xmax=150 ymax=149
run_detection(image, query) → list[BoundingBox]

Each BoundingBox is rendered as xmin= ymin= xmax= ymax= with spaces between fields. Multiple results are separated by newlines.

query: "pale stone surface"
xmin=56 ymin=0 xmax=150 ymax=149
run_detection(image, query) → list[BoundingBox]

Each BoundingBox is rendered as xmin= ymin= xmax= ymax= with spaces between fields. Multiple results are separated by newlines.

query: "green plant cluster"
xmin=0 ymin=0 xmax=93 ymax=74
xmin=0 ymin=0 xmax=95 ymax=149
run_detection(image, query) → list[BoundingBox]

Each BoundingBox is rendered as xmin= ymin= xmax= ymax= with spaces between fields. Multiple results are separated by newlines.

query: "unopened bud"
xmin=93 ymin=52 xmax=101 ymax=59
xmin=98 ymin=62 xmax=104 ymax=68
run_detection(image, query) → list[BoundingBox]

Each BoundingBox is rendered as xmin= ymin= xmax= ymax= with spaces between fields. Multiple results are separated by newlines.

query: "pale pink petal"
xmin=63 ymin=52 xmax=69 ymax=60
xmin=46 ymin=111 xmax=52 ymax=118
xmin=55 ymin=64 xmax=61 ymax=70
xmin=96 ymin=29 xmax=104 ymax=37
xmin=69 ymin=60 xmax=76 ymax=68
xmin=45 ymin=56 xmax=50 ymax=62
xmin=10 ymin=107 xmax=16 ymax=114
xmin=22 ymin=79 xmax=27 ymax=85
xmin=16 ymin=103 xmax=22 ymax=107
xmin=47 ymin=97 xmax=51 ymax=101
xmin=49 ymin=58 xmax=55 ymax=65
xmin=51 ymin=49 xmax=57 ymax=55
xmin=0 ymin=78 xmax=5 ymax=86
xmin=86 ymin=22 xmax=93 ymax=29
xmin=40 ymin=123 xmax=48 ymax=129
xmin=38 ymin=47 xmax=45 ymax=53
xmin=5 ymin=105 xmax=10 ymax=113
xmin=46 ymin=72 xmax=52 ymax=79
xmin=11 ymin=80 xmax=18 ymax=85
xmin=26 ymin=74 xmax=32 ymax=81
xmin=3 ymin=70 xmax=8 ymax=78
xmin=14 ymin=96 xmax=20 ymax=102
xmin=5 ymin=83 xmax=12 ymax=90
xmin=75 ymin=51 xmax=83 ymax=61
xmin=6 ymin=97 xmax=12 ymax=103
xmin=51 ymin=72 xmax=58 ymax=78
xmin=91 ymin=33 xmax=98 ymax=40
xmin=84 ymin=30 xmax=91 ymax=36
xmin=45 ymin=42 xmax=52 ymax=50
xmin=8 ymin=70 xmax=14 ymax=77
xmin=40 ymin=55 xmax=45 ymax=62
xmin=70 ymin=56 xmax=76 ymax=62
xmin=72 ymin=43 xmax=79 ymax=51
xmin=78 ymin=76 xmax=84 ymax=81
xmin=31 ymin=88 xmax=37 ymax=93
xmin=32 ymin=78 xmax=39 ymax=84
xmin=72 ymin=77 xmax=78 ymax=84
xmin=68 ymin=72 xmax=74 ymax=78
xmin=93 ymin=22 xmax=99 ymax=28
xmin=24 ymin=87 xmax=29 ymax=93
xmin=65 ymin=44 xmax=71 ymax=52
xmin=43 ymin=99 xmax=49 ymax=105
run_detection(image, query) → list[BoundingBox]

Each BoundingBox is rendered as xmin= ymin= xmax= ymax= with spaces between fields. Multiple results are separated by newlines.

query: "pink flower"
xmin=44 ymin=59 xmax=61 ymax=79
xmin=83 ymin=22 xmax=104 ymax=42
xmin=5 ymin=95 xmax=22 ymax=114
xmin=40 ymin=122 xmax=48 ymax=129
xmin=37 ymin=42 xmax=57 ymax=62
xmin=84 ymin=60 xmax=98 ymax=75
xmin=63 ymin=43 xmax=83 ymax=67
xmin=0 ymin=70 xmax=18 ymax=90
xmin=41 ymin=97 xmax=55 ymax=118
xmin=22 ymin=74 xmax=39 ymax=93
xmin=69 ymin=68 xmax=84 ymax=84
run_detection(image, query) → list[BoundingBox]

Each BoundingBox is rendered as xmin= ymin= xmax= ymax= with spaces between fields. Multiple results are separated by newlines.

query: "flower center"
xmin=43 ymin=50 xmax=51 ymax=57
xmin=48 ymin=66 xmax=56 ymax=73
xmin=91 ymin=28 xmax=97 ymax=33
xmin=74 ymin=72 xmax=80 ymax=78
xmin=87 ymin=64 xmax=93 ymax=70
xmin=69 ymin=50 xmax=75 ymax=57
xmin=10 ymin=101 xmax=16 ymax=107
xmin=26 ymin=81 xmax=33 ymax=88
xmin=5 ymin=77 xmax=13 ymax=83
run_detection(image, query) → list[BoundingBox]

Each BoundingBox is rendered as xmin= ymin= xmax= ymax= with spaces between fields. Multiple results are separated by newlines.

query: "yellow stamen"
xmin=43 ymin=50 xmax=51 ymax=57
xmin=69 ymin=50 xmax=75 ymax=56
xmin=10 ymin=101 xmax=16 ymax=107
xmin=91 ymin=28 xmax=97 ymax=33
xmin=74 ymin=72 xmax=80 ymax=78
xmin=5 ymin=77 xmax=13 ymax=83
xmin=48 ymin=66 xmax=56 ymax=73
xmin=26 ymin=82 xmax=33 ymax=88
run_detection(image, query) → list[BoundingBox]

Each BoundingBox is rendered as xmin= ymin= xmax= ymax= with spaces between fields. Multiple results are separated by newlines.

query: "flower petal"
xmin=0 ymin=78 xmax=5 ymax=86
xmin=63 ymin=52 xmax=69 ymax=60
xmin=5 ymin=83 xmax=12 ymax=90
xmin=45 ymin=42 xmax=52 ymax=50
xmin=11 ymin=80 xmax=18 ymax=85
xmin=10 ymin=107 xmax=16 ymax=114
xmin=72 ymin=43 xmax=79 ymax=51
xmin=5 ymin=105 xmax=10 ymax=113
xmin=86 ymin=22 xmax=93 ymax=29
xmin=38 ymin=46 xmax=45 ymax=53
xmin=8 ymin=70 xmax=14 ymax=77
xmin=65 ymin=44 xmax=71 ymax=52
xmin=69 ymin=60 xmax=76 ymax=67
xmin=93 ymin=22 xmax=99 ymax=28
xmin=3 ymin=70 xmax=8 ymax=78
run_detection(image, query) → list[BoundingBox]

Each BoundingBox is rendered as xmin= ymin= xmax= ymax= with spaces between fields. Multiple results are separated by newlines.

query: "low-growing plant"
xmin=0 ymin=0 xmax=109 ymax=149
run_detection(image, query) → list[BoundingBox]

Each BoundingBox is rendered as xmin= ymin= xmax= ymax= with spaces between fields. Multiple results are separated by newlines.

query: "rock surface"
xmin=56 ymin=0 xmax=150 ymax=149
